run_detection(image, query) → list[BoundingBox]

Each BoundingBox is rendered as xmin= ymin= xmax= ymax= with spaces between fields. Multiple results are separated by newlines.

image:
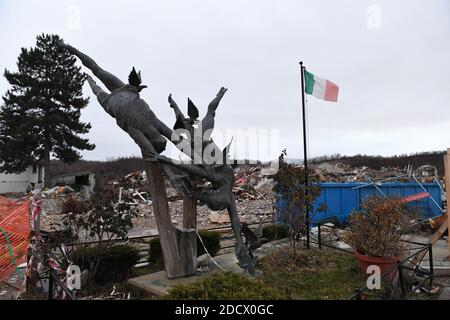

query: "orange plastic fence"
xmin=0 ymin=196 xmax=30 ymax=280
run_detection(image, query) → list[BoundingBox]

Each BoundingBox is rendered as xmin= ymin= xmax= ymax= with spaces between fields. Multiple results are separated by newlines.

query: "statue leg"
xmin=201 ymin=87 xmax=227 ymax=140
xmin=227 ymin=194 xmax=256 ymax=273
xmin=61 ymin=42 xmax=125 ymax=92
xmin=201 ymin=112 xmax=216 ymax=141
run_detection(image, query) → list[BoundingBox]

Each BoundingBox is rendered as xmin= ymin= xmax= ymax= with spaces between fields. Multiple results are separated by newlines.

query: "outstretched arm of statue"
xmin=201 ymin=87 xmax=227 ymax=139
xmin=86 ymin=75 xmax=111 ymax=111
xmin=57 ymin=39 xmax=125 ymax=92
xmin=227 ymin=194 xmax=256 ymax=272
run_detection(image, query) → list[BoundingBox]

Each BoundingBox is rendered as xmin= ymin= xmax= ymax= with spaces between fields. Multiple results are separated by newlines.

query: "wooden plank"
xmin=143 ymin=160 xmax=196 ymax=279
xmin=429 ymin=217 xmax=448 ymax=245
xmin=183 ymin=198 xmax=197 ymax=230
xmin=411 ymin=217 xmax=448 ymax=265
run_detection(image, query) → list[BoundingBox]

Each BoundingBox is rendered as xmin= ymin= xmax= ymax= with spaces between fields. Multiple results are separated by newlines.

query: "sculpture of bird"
xmin=128 ymin=67 xmax=147 ymax=92
xmin=187 ymin=98 xmax=199 ymax=120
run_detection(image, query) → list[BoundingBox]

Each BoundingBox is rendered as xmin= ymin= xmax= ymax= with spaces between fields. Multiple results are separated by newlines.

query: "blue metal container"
xmin=276 ymin=182 xmax=443 ymax=225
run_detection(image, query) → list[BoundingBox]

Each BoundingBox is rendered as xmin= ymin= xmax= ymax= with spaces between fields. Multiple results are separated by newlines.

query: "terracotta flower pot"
xmin=354 ymin=250 xmax=399 ymax=282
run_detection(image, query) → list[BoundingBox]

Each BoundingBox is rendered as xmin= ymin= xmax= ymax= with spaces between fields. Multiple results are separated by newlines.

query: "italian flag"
xmin=304 ymin=70 xmax=339 ymax=102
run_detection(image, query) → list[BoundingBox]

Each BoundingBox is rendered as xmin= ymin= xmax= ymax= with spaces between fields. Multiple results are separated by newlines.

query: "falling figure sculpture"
xmin=57 ymin=40 xmax=256 ymax=277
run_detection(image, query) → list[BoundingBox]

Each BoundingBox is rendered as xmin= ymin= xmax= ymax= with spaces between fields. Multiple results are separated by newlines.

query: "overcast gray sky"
xmin=1 ymin=0 xmax=449 ymax=161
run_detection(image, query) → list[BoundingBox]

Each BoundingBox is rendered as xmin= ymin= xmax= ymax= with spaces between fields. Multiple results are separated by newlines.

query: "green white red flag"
xmin=304 ymin=70 xmax=339 ymax=102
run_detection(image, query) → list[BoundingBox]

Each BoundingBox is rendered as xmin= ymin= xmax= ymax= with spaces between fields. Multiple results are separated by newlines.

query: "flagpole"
xmin=299 ymin=61 xmax=310 ymax=249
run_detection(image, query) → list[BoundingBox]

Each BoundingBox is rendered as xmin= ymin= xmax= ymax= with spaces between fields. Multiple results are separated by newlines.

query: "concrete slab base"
xmin=128 ymin=271 xmax=211 ymax=296
xmin=127 ymin=252 xmax=246 ymax=296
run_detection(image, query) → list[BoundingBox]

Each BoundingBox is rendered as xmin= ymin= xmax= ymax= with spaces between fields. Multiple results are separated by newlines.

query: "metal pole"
xmin=397 ymin=261 xmax=406 ymax=298
xmin=410 ymin=172 xmax=444 ymax=213
xmin=300 ymin=61 xmax=310 ymax=249
xmin=48 ymin=271 xmax=54 ymax=300
xmin=318 ymin=223 xmax=322 ymax=250
xmin=367 ymin=177 xmax=388 ymax=199
xmin=428 ymin=243 xmax=434 ymax=289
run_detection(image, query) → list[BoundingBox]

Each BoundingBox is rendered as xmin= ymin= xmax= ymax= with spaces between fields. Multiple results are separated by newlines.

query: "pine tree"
xmin=0 ymin=34 xmax=95 ymax=187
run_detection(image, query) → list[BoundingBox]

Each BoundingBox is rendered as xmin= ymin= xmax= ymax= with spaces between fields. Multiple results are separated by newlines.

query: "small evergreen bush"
xmin=262 ymin=224 xmax=289 ymax=241
xmin=72 ymin=244 xmax=140 ymax=285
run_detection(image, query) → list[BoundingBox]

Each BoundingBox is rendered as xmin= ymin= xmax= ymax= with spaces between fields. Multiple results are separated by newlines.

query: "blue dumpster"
xmin=276 ymin=182 xmax=443 ymax=225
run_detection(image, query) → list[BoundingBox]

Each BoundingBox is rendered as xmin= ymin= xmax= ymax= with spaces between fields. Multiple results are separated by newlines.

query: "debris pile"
xmin=233 ymin=165 xmax=274 ymax=201
xmin=415 ymin=165 xmax=439 ymax=182
xmin=311 ymin=162 xmax=438 ymax=183
xmin=38 ymin=163 xmax=276 ymax=232
xmin=38 ymin=160 xmax=444 ymax=233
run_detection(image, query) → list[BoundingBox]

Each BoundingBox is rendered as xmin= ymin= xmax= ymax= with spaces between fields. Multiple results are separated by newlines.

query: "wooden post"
xmin=183 ymin=197 xmax=197 ymax=262
xmin=183 ymin=198 xmax=197 ymax=230
xmin=144 ymin=159 xmax=197 ymax=278
xmin=27 ymin=193 xmax=41 ymax=296
xmin=444 ymin=148 xmax=450 ymax=258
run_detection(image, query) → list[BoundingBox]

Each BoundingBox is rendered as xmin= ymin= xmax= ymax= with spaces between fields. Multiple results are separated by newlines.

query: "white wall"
xmin=51 ymin=172 xmax=96 ymax=193
xmin=0 ymin=165 xmax=44 ymax=194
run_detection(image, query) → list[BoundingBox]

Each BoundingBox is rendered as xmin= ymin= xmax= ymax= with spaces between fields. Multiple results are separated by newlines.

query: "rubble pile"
xmin=233 ymin=165 xmax=274 ymax=201
xmin=38 ymin=160 xmax=443 ymax=233
xmin=39 ymin=163 xmax=277 ymax=232
xmin=312 ymin=162 xmax=440 ymax=183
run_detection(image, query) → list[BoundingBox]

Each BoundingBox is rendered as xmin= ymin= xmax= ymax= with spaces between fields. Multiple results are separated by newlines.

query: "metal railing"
xmin=315 ymin=223 xmax=434 ymax=300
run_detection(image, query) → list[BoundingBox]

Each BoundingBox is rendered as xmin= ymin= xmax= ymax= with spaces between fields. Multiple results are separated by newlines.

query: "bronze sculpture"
xmin=57 ymin=40 xmax=255 ymax=277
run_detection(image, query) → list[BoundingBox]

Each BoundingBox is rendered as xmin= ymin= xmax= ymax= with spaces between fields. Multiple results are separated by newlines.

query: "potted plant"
xmin=344 ymin=196 xmax=412 ymax=280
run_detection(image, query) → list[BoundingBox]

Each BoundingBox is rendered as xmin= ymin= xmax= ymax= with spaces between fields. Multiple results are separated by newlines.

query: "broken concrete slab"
xmin=217 ymin=214 xmax=230 ymax=224
xmin=208 ymin=212 xmax=220 ymax=223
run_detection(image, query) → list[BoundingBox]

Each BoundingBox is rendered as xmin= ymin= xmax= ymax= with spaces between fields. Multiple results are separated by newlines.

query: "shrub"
xmin=61 ymin=196 xmax=87 ymax=215
xmin=148 ymin=237 xmax=164 ymax=269
xmin=164 ymin=272 xmax=282 ymax=300
xmin=72 ymin=244 xmax=140 ymax=285
xmin=149 ymin=230 xmax=221 ymax=267
xmin=197 ymin=230 xmax=220 ymax=256
xmin=272 ymin=149 xmax=325 ymax=254
xmin=343 ymin=196 xmax=413 ymax=257
xmin=262 ymin=224 xmax=289 ymax=241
